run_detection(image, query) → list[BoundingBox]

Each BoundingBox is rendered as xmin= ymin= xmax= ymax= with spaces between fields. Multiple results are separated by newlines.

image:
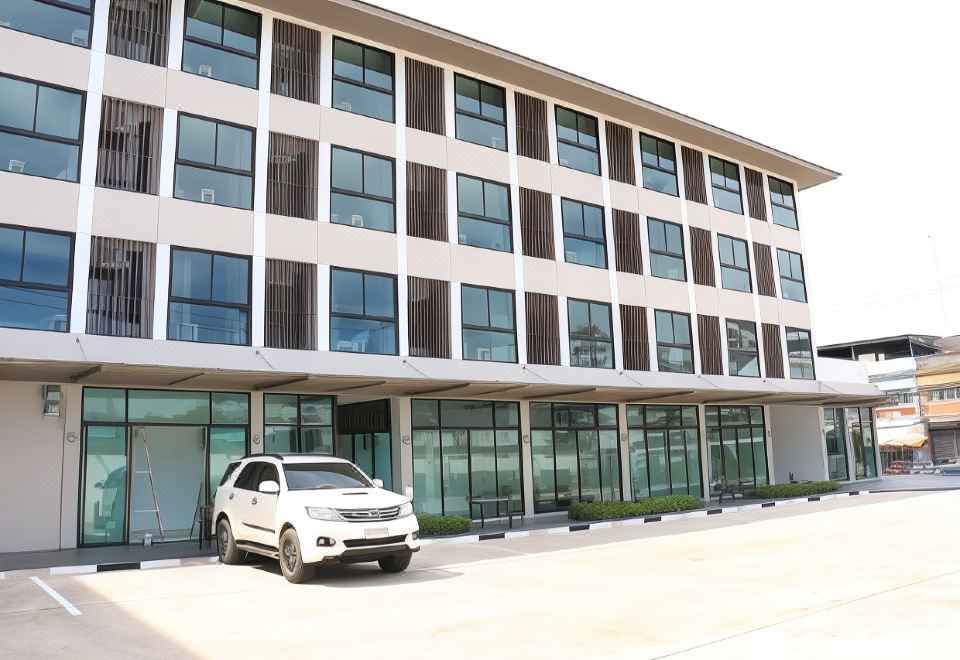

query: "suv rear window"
xmin=219 ymin=461 xmax=241 ymax=487
xmin=284 ymin=463 xmax=371 ymax=490
xmin=234 ymin=462 xmax=280 ymax=491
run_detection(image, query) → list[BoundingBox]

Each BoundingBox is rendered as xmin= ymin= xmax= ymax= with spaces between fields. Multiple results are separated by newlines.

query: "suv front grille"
xmin=343 ymin=535 xmax=407 ymax=548
xmin=336 ymin=506 xmax=401 ymax=522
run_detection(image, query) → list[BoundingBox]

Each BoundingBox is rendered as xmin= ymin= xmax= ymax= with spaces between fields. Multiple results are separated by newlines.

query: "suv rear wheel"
xmin=217 ymin=519 xmax=241 ymax=565
xmin=279 ymin=528 xmax=315 ymax=584
xmin=378 ymin=553 xmax=411 ymax=573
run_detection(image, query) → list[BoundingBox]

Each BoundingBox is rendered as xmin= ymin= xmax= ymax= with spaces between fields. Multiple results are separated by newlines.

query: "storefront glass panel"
xmin=627 ymin=406 xmax=702 ymax=499
xmin=706 ymin=405 xmax=768 ymax=495
xmin=81 ymin=426 xmax=127 ymax=545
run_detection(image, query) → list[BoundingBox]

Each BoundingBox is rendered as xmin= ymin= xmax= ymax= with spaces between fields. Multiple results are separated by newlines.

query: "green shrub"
xmin=568 ymin=495 xmax=702 ymax=521
xmin=748 ymin=481 xmax=839 ymax=499
xmin=416 ymin=514 xmax=472 ymax=536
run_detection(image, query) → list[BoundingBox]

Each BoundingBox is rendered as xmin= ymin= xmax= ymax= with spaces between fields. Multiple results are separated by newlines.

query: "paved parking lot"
xmin=1 ymin=490 xmax=958 ymax=659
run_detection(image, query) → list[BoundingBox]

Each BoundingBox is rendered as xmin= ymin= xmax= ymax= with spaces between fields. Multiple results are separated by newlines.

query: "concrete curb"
xmin=3 ymin=490 xmax=872 ymax=578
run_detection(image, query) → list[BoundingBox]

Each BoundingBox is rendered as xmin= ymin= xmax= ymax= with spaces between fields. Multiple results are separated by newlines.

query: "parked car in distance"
xmin=940 ymin=460 xmax=960 ymax=476
xmin=213 ymin=454 xmax=420 ymax=583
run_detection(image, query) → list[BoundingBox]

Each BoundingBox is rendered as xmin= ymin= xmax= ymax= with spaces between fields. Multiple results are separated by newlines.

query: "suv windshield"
xmin=283 ymin=463 xmax=372 ymax=490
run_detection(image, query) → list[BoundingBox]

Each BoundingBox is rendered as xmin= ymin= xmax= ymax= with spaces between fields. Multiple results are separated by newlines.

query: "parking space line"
xmin=30 ymin=577 xmax=81 ymax=616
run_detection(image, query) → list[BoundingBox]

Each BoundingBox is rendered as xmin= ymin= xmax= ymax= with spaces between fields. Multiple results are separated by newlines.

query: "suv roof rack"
xmin=242 ymin=453 xmax=289 ymax=461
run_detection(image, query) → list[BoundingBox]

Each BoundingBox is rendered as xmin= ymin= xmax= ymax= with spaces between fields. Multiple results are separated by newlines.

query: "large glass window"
xmin=182 ymin=0 xmax=260 ymax=88
xmin=174 ymin=114 xmax=254 ymax=209
xmin=530 ymin=402 xmax=620 ymax=512
xmin=568 ymin=299 xmax=613 ymax=369
xmin=1 ymin=0 xmax=93 ymax=47
xmin=330 ymin=146 xmax=395 ymax=232
xmin=338 ymin=432 xmax=392 ymax=491
xmin=639 ymin=133 xmax=678 ymax=196
xmin=555 ymin=106 xmax=600 ymax=175
xmin=706 ymin=405 xmax=767 ymax=495
xmin=709 ymin=156 xmax=743 ymax=214
xmin=0 ymin=74 xmax=83 ymax=181
xmin=561 ymin=198 xmax=606 ymax=268
xmin=655 ymin=310 xmax=693 ymax=373
xmin=264 ymin=394 xmax=334 ymax=454
xmin=847 ymin=407 xmax=877 ymax=480
xmin=454 ymin=73 xmax=506 ymax=150
xmin=329 ymin=268 xmax=397 ymax=355
xmin=648 ymin=218 xmax=686 ymax=281
xmin=80 ymin=425 xmax=127 ymax=545
xmin=718 ymin=234 xmax=751 ymax=292
xmin=627 ymin=405 xmax=701 ymax=499
xmin=726 ymin=319 xmax=759 ymax=378
xmin=777 ymin=248 xmax=807 ymax=302
xmin=786 ymin=327 xmax=815 ymax=379
xmin=332 ymin=37 xmax=394 ymax=123
xmin=0 ymin=224 xmax=72 ymax=331
xmin=168 ymin=248 xmax=250 ymax=345
xmin=457 ymin=174 xmax=512 ymax=252
xmin=461 ymin=285 xmax=516 ymax=363
xmin=769 ymin=176 xmax=798 ymax=229
xmin=824 ymin=408 xmax=849 ymax=481
xmin=411 ymin=400 xmax=522 ymax=519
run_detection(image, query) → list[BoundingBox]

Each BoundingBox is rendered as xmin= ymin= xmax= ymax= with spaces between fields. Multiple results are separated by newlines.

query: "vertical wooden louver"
xmin=267 ymin=132 xmax=319 ymax=220
xmin=520 ymin=188 xmax=554 ymax=259
xmin=515 ymin=93 xmax=549 ymax=162
xmin=408 ymin=276 xmax=450 ymax=358
xmin=745 ymin=168 xmax=767 ymax=221
xmin=698 ymin=314 xmax=722 ymax=375
xmin=605 ymin=121 xmax=635 ymax=185
xmin=107 ymin=0 xmax=172 ymax=67
xmin=613 ymin=210 xmax=642 ymax=275
xmin=762 ymin=323 xmax=784 ymax=378
xmin=265 ymin=259 xmax=317 ymax=350
xmin=405 ymin=58 xmax=445 ymax=135
xmin=525 ymin=292 xmax=560 ymax=365
xmin=753 ymin=242 xmax=777 ymax=297
xmin=96 ymin=97 xmax=164 ymax=195
xmin=620 ymin=304 xmax=649 ymax=371
xmin=681 ymin=146 xmax=707 ymax=204
xmin=690 ymin=227 xmax=716 ymax=287
xmin=407 ymin=162 xmax=447 ymax=242
xmin=271 ymin=19 xmax=322 ymax=104
xmin=86 ymin=236 xmax=155 ymax=338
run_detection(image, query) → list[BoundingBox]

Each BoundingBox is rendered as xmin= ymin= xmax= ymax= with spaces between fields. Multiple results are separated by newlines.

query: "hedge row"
xmin=748 ymin=481 xmax=839 ymax=499
xmin=568 ymin=495 xmax=702 ymax=521
xmin=416 ymin=514 xmax=472 ymax=536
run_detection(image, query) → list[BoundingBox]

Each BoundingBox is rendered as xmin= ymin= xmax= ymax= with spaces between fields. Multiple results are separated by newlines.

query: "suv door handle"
xmin=251 ymin=497 xmax=258 ymax=505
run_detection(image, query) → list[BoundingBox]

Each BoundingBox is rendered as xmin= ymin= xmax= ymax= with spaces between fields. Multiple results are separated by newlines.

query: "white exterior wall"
xmin=768 ymin=405 xmax=828 ymax=484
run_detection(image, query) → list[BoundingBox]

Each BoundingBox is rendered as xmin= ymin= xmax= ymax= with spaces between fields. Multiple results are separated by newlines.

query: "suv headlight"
xmin=306 ymin=507 xmax=342 ymax=521
xmin=398 ymin=501 xmax=413 ymax=517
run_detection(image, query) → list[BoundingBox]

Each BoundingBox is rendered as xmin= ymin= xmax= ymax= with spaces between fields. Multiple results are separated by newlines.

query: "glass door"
xmin=824 ymin=408 xmax=849 ymax=480
xmin=81 ymin=426 xmax=128 ymax=545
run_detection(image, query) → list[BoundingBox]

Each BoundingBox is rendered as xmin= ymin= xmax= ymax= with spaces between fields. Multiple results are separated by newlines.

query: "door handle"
xmin=229 ymin=493 xmax=234 ymax=500
xmin=252 ymin=497 xmax=258 ymax=505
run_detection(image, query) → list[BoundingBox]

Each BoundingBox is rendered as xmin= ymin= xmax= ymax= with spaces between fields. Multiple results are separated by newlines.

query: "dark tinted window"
xmin=330 ymin=147 xmax=395 ymax=232
xmin=639 ymin=134 xmax=678 ymax=196
xmin=718 ymin=234 xmax=751 ymax=293
xmin=174 ymin=114 xmax=254 ymax=209
xmin=561 ymin=199 xmax=606 ymax=268
xmin=0 ymin=224 xmax=72 ymax=332
xmin=769 ymin=177 xmax=798 ymax=229
xmin=461 ymin=285 xmax=516 ymax=362
xmin=655 ymin=310 xmax=693 ymax=373
xmin=183 ymin=0 xmax=260 ymax=88
xmin=330 ymin=268 xmax=397 ymax=355
xmin=454 ymin=73 xmax=506 ymax=150
xmin=332 ymin=37 xmax=394 ymax=122
xmin=284 ymin=463 xmax=372 ymax=490
xmin=555 ymin=106 xmax=600 ymax=175
xmin=648 ymin=218 xmax=686 ymax=281
xmin=0 ymin=0 xmax=94 ymax=47
xmin=168 ymin=248 xmax=250 ymax=346
xmin=709 ymin=156 xmax=743 ymax=214
xmin=456 ymin=175 xmax=512 ymax=252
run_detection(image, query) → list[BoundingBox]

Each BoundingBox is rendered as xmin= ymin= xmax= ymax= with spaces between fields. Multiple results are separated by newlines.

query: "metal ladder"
xmin=133 ymin=427 xmax=165 ymax=542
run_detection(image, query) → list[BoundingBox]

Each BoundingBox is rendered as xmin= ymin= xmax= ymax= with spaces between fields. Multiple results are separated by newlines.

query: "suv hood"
xmin=283 ymin=488 xmax=410 ymax=510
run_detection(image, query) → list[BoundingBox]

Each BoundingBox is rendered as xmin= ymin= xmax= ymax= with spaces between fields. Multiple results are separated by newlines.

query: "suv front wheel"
xmin=217 ymin=519 xmax=242 ymax=565
xmin=378 ymin=553 xmax=411 ymax=573
xmin=279 ymin=528 xmax=315 ymax=584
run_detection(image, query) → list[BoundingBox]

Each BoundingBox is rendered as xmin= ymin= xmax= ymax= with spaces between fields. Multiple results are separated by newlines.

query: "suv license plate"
xmin=365 ymin=528 xmax=388 ymax=539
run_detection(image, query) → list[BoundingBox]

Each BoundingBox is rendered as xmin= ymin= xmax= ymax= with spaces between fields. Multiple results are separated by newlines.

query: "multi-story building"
xmin=0 ymin=0 xmax=883 ymax=553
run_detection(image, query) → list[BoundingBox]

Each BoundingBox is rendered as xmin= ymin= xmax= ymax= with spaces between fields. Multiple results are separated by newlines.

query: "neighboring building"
xmin=818 ymin=334 xmax=941 ymax=362
xmin=0 ymin=0 xmax=882 ymax=553
xmin=915 ymin=348 xmax=960 ymax=466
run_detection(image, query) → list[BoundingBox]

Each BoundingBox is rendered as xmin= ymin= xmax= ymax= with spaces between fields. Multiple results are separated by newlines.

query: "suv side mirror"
xmin=258 ymin=480 xmax=280 ymax=494
xmin=404 ymin=486 xmax=414 ymax=501
xmin=371 ymin=478 xmax=384 ymax=489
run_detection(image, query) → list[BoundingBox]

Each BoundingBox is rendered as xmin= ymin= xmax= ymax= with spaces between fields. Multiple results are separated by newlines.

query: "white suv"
xmin=213 ymin=454 xmax=420 ymax=583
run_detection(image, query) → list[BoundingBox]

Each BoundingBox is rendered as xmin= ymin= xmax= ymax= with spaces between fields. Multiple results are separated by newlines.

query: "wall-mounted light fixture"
xmin=253 ymin=433 xmax=262 ymax=445
xmin=401 ymin=434 xmax=411 ymax=445
xmin=42 ymin=385 xmax=62 ymax=416
xmin=620 ymin=432 xmax=628 ymax=444
xmin=66 ymin=431 xmax=78 ymax=443
xmin=522 ymin=434 xmax=530 ymax=444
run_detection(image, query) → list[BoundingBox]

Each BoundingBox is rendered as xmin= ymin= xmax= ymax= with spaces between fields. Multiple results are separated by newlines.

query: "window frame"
xmin=263 ymin=393 xmax=336 ymax=455
xmin=647 ymin=217 xmax=687 ymax=281
xmin=717 ymin=233 xmax=752 ymax=293
xmin=639 ymin=133 xmax=679 ymax=197
xmin=560 ymin=197 xmax=607 ymax=269
xmin=0 ymin=0 xmax=95 ymax=48
xmin=554 ymin=105 xmax=601 ymax=176
xmin=455 ymin=173 xmax=513 ymax=253
xmin=0 ymin=72 xmax=86 ymax=183
xmin=726 ymin=318 xmax=760 ymax=378
xmin=453 ymin=72 xmax=507 ymax=151
xmin=0 ymin=222 xmax=74 ymax=332
xmin=567 ymin=298 xmax=614 ymax=369
xmin=709 ymin=155 xmax=743 ymax=214
xmin=768 ymin=176 xmax=798 ymax=230
xmin=329 ymin=144 xmax=397 ymax=233
xmin=777 ymin=248 xmax=808 ymax=302
xmin=173 ymin=112 xmax=255 ymax=210
xmin=654 ymin=309 xmax=694 ymax=374
xmin=166 ymin=246 xmax=252 ymax=346
xmin=460 ymin=284 xmax=518 ymax=364
xmin=331 ymin=36 xmax=396 ymax=124
xmin=328 ymin=266 xmax=399 ymax=356
xmin=626 ymin=405 xmax=702 ymax=498
xmin=785 ymin=327 xmax=815 ymax=380
xmin=180 ymin=0 xmax=261 ymax=89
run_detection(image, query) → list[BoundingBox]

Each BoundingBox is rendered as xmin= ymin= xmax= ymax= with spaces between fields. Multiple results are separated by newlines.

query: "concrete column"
xmin=519 ymin=400 xmax=534 ymax=517
xmin=699 ymin=404 xmax=713 ymax=501
xmin=153 ymin=244 xmax=171 ymax=339
xmin=392 ymin=397 xmax=413 ymax=496
xmin=249 ymin=391 xmax=264 ymax=455
xmin=597 ymin=120 xmax=623 ymax=371
xmin=59 ymin=384 xmax=83 ymax=549
xmin=505 ymin=87 xmax=527 ymax=364
xmin=618 ymin=403 xmax=632 ymax=501
xmin=395 ymin=54 xmax=409 ymax=357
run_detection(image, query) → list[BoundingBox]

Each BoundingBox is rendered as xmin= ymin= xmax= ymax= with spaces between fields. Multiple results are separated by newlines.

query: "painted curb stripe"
xmin=141 ymin=559 xmax=182 ymax=570
xmin=49 ymin=565 xmax=97 ymax=576
xmin=568 ymin=524 xmax=590 ymax=532
xmin=97 ymin=562 xmax=140 ymax=572
xmin=479 ymin=532 xmax=506 ymax=541
xmin=761 ymin=502 xmax=776 ymax=508
xmin=643 ymin=516 xmax=661 ymax=523
xmin=31 ymin=577 xmax=81 ymax=616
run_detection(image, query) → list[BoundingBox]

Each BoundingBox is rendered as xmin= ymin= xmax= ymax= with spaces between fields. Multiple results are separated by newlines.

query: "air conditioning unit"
xmin=53 ymin=315 xmax=68 ymax=332
xmin=337 ymin=340 xmax=354 ymax=350
xmin=201 ymin=188 xmax=215 ymax=204
xmin=8 ymin=160 xmax=25 ymax=173
xmin=180 ymin=323 xmax=200 ymax=341
xmin=0 ymin=21 xmax=11 ymax=28
xmin=330 ymin=214 xmax=339 ymax=223
xmin=565 ymin=250 xmax=578 ymax=262
xmin=198 ymin=64 xmax=213 ymax=78
xmin=491 ymin=136 xmax=505 ymax=149
xmin=350 ymin=214 xmax=364 ymax=227
xmin=477 ymin=348 xmax=492 ymax=360
xmin=458 ymin=233 xmax=467 ymax=244
xmin=337 ymin=101 xmax=352 ymax=112
xmin=71 ymin=30 xmax=88 ymax=47
xmin=559 ymin=158 xmax=570 ymax=166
